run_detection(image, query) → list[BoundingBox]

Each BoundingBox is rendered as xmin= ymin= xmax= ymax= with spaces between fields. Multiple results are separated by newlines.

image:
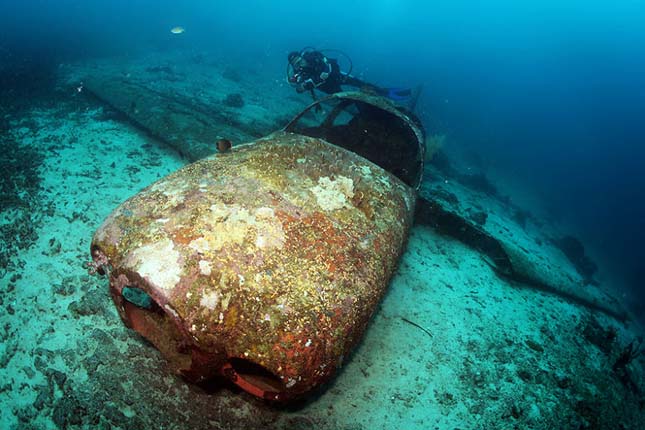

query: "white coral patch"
xmin=189 ymin=237 xmax=210 ymax=254
xmin=197 ymin=203 xmax=254 ymax=250
xmin=128 ymin=238 xmax=181 ymax=293
xmin=191 ymin=203 xmax=285 ymax=251
xmin=198 ymin=260 xmax=212 ymax=276
xmin=256 ymin=235 xmax=267 ymax=248
xmin=254 ymin=207 xmax=275 ymax=219
xmin=310 ymin=175 xmax=354 ymax=211
xmin=200 ymin=291 xmax=220 ymax=310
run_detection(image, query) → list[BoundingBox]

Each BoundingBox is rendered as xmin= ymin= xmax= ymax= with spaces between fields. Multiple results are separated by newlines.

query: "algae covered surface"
xmin=92 ymin=131 xmax=414 ymax=400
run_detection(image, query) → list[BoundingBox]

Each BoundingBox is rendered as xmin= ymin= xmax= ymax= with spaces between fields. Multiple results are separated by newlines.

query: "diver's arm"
xmin=295 ymin=77 xmax=315 ymax=94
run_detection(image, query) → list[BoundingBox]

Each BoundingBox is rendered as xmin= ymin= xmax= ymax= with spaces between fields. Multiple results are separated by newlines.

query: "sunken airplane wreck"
xmin=89 ymin=92 xmax=425 ymax=402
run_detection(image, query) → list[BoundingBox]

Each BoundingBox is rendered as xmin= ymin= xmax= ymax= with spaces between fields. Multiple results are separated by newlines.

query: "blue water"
xmin=2 ymin=0 xmax=644 ymax=306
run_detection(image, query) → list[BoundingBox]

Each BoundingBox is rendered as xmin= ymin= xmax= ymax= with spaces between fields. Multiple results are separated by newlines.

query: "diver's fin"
xmin=384 ymin=87 xmax=412 ymax=101
xmin=382 ymin=85 xmax=423 ymax=111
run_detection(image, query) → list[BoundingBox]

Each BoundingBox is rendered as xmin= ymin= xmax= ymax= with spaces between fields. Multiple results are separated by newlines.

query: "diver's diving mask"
xmin=291 ymin=55 xmax=307 ymax=70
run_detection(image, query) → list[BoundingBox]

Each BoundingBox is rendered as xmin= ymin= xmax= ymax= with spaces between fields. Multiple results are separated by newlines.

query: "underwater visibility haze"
xmin=1 ymin=0 xmax=645 ymax=429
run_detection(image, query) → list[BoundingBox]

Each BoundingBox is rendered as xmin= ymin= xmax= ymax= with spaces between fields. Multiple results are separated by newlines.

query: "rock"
xmin=52 ymin=394 xmax=85 ymax=428
xmin=556 ymin=374 xmax=572 ymax=389
xmin=44 ymin=237 xmax=62 ymax=256
xmin=580 ymin=315 xmax=616 ymax=355
xmin=33 ymin=384 xmax=53 ymax=411
xmin=525 ymin=339 xmax=544 ymax=353
xmin=67 ymin=288 xmax=108 ymax=318
xmin=54 ymin=276 xmax=77 ymax=296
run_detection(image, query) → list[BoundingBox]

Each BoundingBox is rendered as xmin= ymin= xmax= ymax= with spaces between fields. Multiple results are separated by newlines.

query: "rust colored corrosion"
xmin=91 ymin=131 xmax=416 ymax=401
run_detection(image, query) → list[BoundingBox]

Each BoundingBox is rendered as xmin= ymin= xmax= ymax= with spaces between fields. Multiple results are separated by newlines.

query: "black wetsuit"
xmin=292 ymin=51 xmax=375 ymax=96
xmin=290 ymin=50 xmax=417 ymax=109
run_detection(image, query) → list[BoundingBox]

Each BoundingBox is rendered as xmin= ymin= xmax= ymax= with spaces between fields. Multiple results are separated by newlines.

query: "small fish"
xmin=170 ymin=26 xmax=185 ymax=34
xmin=217 ymin=139 xmax=232 ymax=153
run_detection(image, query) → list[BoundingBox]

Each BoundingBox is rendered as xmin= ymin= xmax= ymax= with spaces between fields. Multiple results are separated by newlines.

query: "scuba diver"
xmin=287 ymin=47 xmax=420 ymax=109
